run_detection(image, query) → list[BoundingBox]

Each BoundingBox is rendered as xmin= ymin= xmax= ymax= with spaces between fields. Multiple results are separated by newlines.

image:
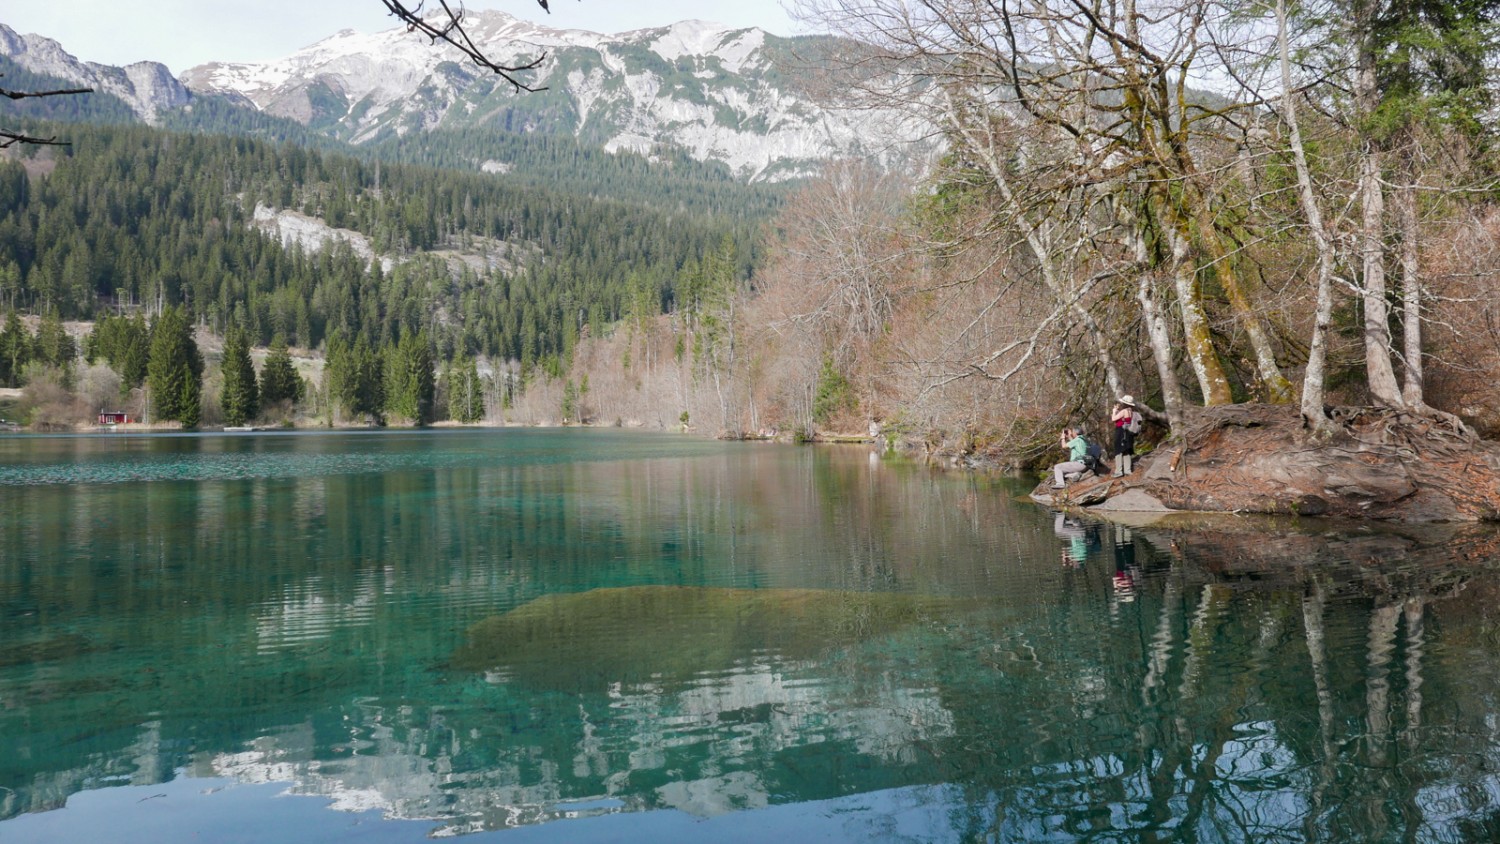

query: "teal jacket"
xmin=1067 ymin=436 xmax=1087 ymax=462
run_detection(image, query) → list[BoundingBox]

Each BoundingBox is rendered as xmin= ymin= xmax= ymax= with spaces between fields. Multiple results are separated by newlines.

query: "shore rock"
xmin=1032 ymin=404 xmax=1500 ymax=522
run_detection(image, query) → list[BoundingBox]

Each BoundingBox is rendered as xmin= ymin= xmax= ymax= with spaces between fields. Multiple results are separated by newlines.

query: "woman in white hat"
xmin=1110 ymin=395 xmax=1139 ymax=477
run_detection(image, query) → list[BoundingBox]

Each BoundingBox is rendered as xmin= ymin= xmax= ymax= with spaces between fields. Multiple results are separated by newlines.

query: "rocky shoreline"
xmin=1030 ymin=404 xmax=1500 ymax=523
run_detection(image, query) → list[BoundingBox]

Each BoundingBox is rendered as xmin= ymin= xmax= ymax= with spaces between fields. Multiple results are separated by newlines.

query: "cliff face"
xmin=177 ymin=12 xmax=923 ymax=182
xmin=1036 ymin=404 xmax=1500 ymax=523
xmin=0 ymin=25 xmax=190 ymax=123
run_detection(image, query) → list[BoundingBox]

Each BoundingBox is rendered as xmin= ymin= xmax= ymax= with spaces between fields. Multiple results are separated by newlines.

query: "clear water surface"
xmin=2 ymin=428 xmax=1500 ymax=843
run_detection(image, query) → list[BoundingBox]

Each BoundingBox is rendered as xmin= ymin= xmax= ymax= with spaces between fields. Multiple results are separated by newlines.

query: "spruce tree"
xmin=323 ymin=332 xmax=351 ymax=422
xmin=327 ymin=333 xmax=385 ymax=423
xmin=259 ymin=334 xmax=302 ymax=406
xmin=34 ymin=310 xmax=75 ymax=369
xmin=117 ymin=315 xmax=150 ymax=388
xmin=220 ymin=322 xmax=259 ymax=426
xmin=0 ymin=310 xmax=29 ymax=388
xmin=147 ymin=305 xmax=203 ymax=426
xmin=352 ymin=336 xmax=386 ymax=421
xmin=448 ymin=355 xmax=485 ymax=423
xmin=385 ymin=330 xmax=434 ymax=425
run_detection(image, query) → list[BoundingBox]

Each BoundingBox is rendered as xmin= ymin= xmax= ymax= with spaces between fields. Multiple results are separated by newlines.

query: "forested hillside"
xmin=0 ymin=120 xmax=758 ymax=371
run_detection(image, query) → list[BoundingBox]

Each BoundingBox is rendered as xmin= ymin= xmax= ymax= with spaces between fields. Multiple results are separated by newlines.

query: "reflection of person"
xmin=1051 ymin=426 xmax=1088 ymax=489
xmin=1110 ymin=395 xmax=1139 ymax=478
xmin=1111 ymin=524 xmax=1137 ymax=601
xmin=1054 ymin=512 xmax=1088 ymax=567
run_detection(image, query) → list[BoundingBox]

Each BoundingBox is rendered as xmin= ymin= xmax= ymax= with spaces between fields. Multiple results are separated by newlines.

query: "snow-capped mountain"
xmin=0 ymin=24 xmax=190 ymax=123
xmin=0 ymin=13 xmax=920 ymax=182
xmin=172 ymin=11 xmax=914 ymax=181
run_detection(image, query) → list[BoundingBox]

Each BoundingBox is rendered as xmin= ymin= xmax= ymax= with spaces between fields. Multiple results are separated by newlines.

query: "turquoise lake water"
xmin=2 ymin=428 xmax=1500 ymax=842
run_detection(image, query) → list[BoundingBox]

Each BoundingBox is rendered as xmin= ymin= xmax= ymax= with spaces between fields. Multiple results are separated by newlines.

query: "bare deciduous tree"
xmin=796 ymin=0 xmax=1307 ymax=429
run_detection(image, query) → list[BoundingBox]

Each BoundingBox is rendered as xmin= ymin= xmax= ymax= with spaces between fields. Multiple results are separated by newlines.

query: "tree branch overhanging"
xmin=0 ymin=74 xmax=95 ymax=148
xmin=380 ymin=0 xmax=557 ymax=92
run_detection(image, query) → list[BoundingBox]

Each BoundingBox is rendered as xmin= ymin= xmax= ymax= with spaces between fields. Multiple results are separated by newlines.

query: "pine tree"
xmin=0 ymin=310 xmax=30 ymax=388
xmin=220 ymin=321 xmax=259 ymax=426
xmin=327 ymin=332 xmax=385 ymax=423
xmin=448 ymin=355 xmax=485 ymax=423
xmin=147 ymin=305 xmax=203 ymax=425
xmin=34 ymin=310 xmax=74 ymax=369
xmin=259 ymin=334 xmax=303 ymax=407
xmin=352 ymin=335 xmax=386 ymax=421
xmin=117 ymin=315 xmax=149 ymax=388
xmin=385 ymin=330 xmax=435 ymax=425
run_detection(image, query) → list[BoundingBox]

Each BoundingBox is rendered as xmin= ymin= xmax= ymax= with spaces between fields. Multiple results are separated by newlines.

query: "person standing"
xmin=1111 ymin=395 xmax=1139 ymax=477
xmin=1051 ymin=426 xmax=1088 ymax=488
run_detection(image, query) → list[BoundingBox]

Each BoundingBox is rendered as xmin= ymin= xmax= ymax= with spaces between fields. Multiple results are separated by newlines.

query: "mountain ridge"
xmin=0 ymin=13 xmax=915 ymax=182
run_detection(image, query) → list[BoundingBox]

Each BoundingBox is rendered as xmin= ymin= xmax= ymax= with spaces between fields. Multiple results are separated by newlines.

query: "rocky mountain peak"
xmin=174 ymin=15 xmax=915 ymax=182
xmin=0 ymin=23 xmax=190 ymax=124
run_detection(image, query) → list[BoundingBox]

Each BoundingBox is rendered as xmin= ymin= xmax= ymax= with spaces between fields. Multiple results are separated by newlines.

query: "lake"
xmin=2 ymin=428 xmax=1500 ymax=843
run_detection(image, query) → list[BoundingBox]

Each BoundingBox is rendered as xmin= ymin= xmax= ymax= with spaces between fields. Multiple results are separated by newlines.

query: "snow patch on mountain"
xmin=648 ymin=22 xmax=765 ymax=74
xmin=172 ymin=10 xmax=921 ymax=181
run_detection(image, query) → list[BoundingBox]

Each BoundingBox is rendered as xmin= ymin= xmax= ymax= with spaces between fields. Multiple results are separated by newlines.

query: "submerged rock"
xmin=451 ymin=586 xmax=970 ymax=692
xmin=1096 ymin=488 xmax=1169 ymax=513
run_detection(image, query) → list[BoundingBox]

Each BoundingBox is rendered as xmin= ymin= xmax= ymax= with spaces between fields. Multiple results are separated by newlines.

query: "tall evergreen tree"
xmin=326 ymin=331 xmax=384 ymax=422
xmin=117 ymin=315 xmax=150 ymax=389
xmin=220 ymin=322 xmax=259 ymax=426
xmin=447 ymin=355 xmax=485 ymax=423
xmin=352 ymin=336 xmax=386 ymax=421
xmin=259 ymin=334 xmax=303 ymax=407
xmin=34 ymin=310 xmax=75 ymax=369
xmin=147 ymin=305 xmax=202 ymax=426
xmin=0 ymin=311 xmax=30 ymax=388
xmin=87 ymin=313 xmax=150 ymax=389
xmin=386 ymin=330 xmax=435 ymax=425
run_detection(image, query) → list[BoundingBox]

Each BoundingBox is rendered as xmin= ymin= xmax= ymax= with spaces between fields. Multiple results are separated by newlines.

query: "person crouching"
xmin=1051 ymin=426 xmax=1088 ymax=489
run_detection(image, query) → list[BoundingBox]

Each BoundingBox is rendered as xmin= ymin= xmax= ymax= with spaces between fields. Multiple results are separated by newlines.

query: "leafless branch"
xmin=0 ymin=74 xmax=94 ymax=147
xmin=1 ymin=84 xmax=93 ymax=101
xmin=380 ymin=0 xmax=556 ymax=92
xmin=0 ymin=130 xmax=73 ymax=149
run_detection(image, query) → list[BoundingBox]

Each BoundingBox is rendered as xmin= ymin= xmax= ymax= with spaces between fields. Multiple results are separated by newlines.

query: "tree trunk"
xmin=1360 ymin=148 xmax=1403 ymax=406
xmin=1396 ymin=171 xmax=1425 ymax=407
xmin=1191 ymin=205 xmax=1294 ymax=403
xmin=1278 ymin=0 xmax=1339 ymax=433
xmin=1137 ymin=273 xmax=1185 ymax=428
xmin=1354 ymin=0 xmax=1404 ymax=408
xmin=1164 ymin=224 xmax=1234 ymax=405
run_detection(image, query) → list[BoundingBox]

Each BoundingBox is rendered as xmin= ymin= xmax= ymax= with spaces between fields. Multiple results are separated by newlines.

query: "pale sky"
xmin=3 ymin=1 xmax=810 ymax=74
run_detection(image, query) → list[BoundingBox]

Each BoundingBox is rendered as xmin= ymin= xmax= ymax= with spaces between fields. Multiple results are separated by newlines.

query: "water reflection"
xmin=2 ymin=432 xmax=1500 ymax=841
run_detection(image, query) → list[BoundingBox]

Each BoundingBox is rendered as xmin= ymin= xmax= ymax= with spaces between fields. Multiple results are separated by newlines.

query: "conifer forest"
xmin=3 ymin=0 xmax=1500 ymax=469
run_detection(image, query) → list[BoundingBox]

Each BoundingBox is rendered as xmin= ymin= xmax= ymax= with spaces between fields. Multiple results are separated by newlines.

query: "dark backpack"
xmin=1083 ymin=439 xmax=1106 ymax=474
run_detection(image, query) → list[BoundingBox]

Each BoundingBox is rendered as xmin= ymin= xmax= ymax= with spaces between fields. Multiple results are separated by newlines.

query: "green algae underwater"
xmin=5 ymin=429 xmax=1500 ymax=842
xmin=450 ymin=585 xmax=992 ymax=691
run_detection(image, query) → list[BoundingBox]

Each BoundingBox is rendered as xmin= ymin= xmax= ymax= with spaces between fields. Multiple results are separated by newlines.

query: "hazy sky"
xmin=3 ymin=1 xmax=810 ymax=73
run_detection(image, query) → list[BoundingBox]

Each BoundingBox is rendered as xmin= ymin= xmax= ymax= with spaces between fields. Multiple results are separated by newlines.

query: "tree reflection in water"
xmin=3 ymin=433 xmax=1500 ymax=842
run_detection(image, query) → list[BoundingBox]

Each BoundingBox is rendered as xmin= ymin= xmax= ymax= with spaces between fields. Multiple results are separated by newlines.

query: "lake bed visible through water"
xmin=2 ymin=428 xmax=1500 ymax=842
